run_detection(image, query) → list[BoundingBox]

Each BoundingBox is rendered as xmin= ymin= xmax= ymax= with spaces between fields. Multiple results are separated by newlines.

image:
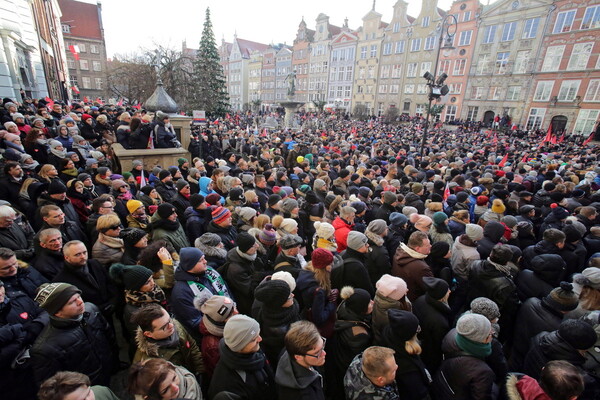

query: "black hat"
xmin=109 ymin=263 xmax=152 ymax=291
xmin=120 ymin=227 xmax=147 ymax=246
xmin=519 ymin=205 xmax=535 ymax=214
xmin=305 ymin=190 xmax=318 ymax=205
xmin=254 ymin=279 xmax=291 ymax=308
xmin=237 ymin=232 xmax=256 ymax=253
xmin=558 ymin=319 xmax=597 ymax=350
xmin=563 ymin=224 xmax=582 ymax=243
xmin=385 ymin=309 xmax=420 ymax=342
xmin=176 ymin=179 xmax=190 ymax=192
xmin=229 ymin=187 xmax=244 ymax=202
xmin=344 ymin=287 xmax=372 ymax=315
xmin=48 ymin=179 xmax=67 ymax=195
xmin=158 ymin=170 xmax=171 ymax=180
xmin=157 ymin=203 xmax=176 ymax=219
xmin=190 ymin=194 xmax=205 ymax=209
xmin=268 ymin=194 xmax=282 ymax=207
xmin=35 ymin=283 xmax=81 ymax=315
xmin=339 ymin=169 xmax=350 ymax=179
xmin=422 ymin=277 xmax=449 ymax=300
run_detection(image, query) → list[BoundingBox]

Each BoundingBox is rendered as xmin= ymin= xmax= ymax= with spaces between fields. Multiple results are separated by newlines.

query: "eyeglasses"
xmin=158 ymin=317 xmax=173 ymax=332
xmin=304 ymin=337 xmax=326 ymax=358
xmin=108 ymin=224 xmax=123 ymax=230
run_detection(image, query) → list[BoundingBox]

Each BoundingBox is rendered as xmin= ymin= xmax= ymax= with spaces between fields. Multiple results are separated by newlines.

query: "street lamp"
xmin=419 ymin=14 xmax=457 ymax=156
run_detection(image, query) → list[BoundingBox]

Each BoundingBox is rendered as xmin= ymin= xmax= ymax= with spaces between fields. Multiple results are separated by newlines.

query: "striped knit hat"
xmin=212 ymin=206 xmax=231 ymax=224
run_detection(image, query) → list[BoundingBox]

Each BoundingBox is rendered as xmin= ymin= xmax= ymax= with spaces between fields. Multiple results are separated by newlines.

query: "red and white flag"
xmin=69 ymin=45 xmax=80 ymax=61
xmin=443 ymin=182 xmax=450 ymax=201
xmin=498 ymin=153 xmax=508 ymax=167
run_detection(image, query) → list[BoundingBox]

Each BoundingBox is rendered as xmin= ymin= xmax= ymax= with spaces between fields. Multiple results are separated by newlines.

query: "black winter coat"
xmin=30 ymin=303 xmax=115 ymax=386
xmin=514 ymin=253 xmax=565 ymax=301
xmin=332 ymin=303 xmax=372 ymax=384
xmin=207 ymin=220 xmax=238 ymax=251
xmin=365 ymin=238 xmax=391 ymax=286
xmin=476 ymin=221 xmax=505 ymax=260
xmin=154 ymin=180 xmax=177 ymax=203
xmin=331 ymin=248 xmax=375 ymax=297
xmin=2 ymin=266 xmax=47 ymax=300
xmin=223 ymin=248 xmax=263 ymax=315
xmin=275 ymin=350 xmax=325 ymax=400
xmin=522 ymin=240 xmax=562 ymax=270
xmin=413 ymin=293 xmax=452 ymax=372
xmin=30 ymin=248 xmax=65 ymax=280
xmin=522 ymin=330 xmax=587 ymax=380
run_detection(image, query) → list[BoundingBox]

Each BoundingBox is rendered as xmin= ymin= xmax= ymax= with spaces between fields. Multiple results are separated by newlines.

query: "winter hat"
xmin=179 ymin=247 xmax=205 ymax=272
xmin=279 ymin=234 xmax=302 ymax=250
xmin=211 ymin=206 xmax=231 ymax=224
xmin=281 ymin=198 xmax=299 ymax=215
xmin=456 ymin=313 xmax=492 ymax=343
xmin=491 ymin=199 xmax=505 ymax=214
xmin=48 ymin=179 xmax=67 ymax=195
xmin=385 ymin=309 xmax=420 ymax=342
xmin=168 ymin=166 xmax=180 ymax=177
xmin=347 ymin=231 xmax=368 ymax=251
xmin=132 ymin=159 xmax=143 ymax=168
xmin=198 ymin=295 xmax=236 ymax=336
xmin=305 ymin=190 xmax=319 ymax=204
xmin=267 ymin=194 xmax=282 ymax=207
xmin=196 ymin=232 xmax=222 ymax=248
xmin=228 ymin=187 xmax=244 ymax=202
xmin=575 ymin=267 xmax=600 ymax=290
xmin=351 ymin=201 xmax=367 ymax=215
xmin=223 ymin=314 xmax=260 ymax=352
xmin=422 ymin=277 xmax=449 ymax=300
xmin=519 ymin=205 xmax=535 ymax=215
xmin=35 ymin=283 xmax=81 ymax=315
xmin=140 ymin=185 xmax=155 ymax=196
xmin=412 ymin=183 xmax=424 ymax=194
xmin=206 ymin=193 xmax=221 ymax=206
xmin=126 ymin=199 xmax=144 ymax=214
xmin=432 ymin=211 xmax=448 ymax=226
xmin=157 ymin=203 xmax=176 ymax=219
xmin=279 ymin=218 xmax=298 ymax=233
xmin=501 ymin=215 xmax=518 ymax=229
xmin=238 ymin=207 xmax=257 ymax=223
xmin=81 ymin=113 xmax=93 ymax=122
xmin=367 ymin=219 xmax=387 ymax=236
xmin=558 ymin=319 xmax=597 ymax=350
xmin=342 ymin=286 xmax=371 ymax=315
xmin=237 ymin=232 xmax=256 ymax=253
xmin=563 ymin=224 xmax=582 ymax=243
xmin=313 ymin=179 xmax=326 ymax=190
xmin=382 ymin=191 xmax=397 ymax=204
xmin=311 ymin=248 xmax=334 ymax=269
xmin=190 ymin=194 xmax=205 ymax=209
xmin=254 ymin=279 xmax=291 ymax=308
xmin=314 ymin=221 xmax=335 ymax=239
xmin=470 ymin=297 xmax=501 ymax=321
xmin=543 ymin=282 xmax=579 ymax=312
xmin=358 ymin=187 xmax=372 ymax=198
xmin=11 ymin=112 xmax=24 ymax=121
xmin=158 ymin=169 xmax=171 ymax=180
xmin=456 ymin=192 xmax=469 ymax=203
xmin=465 ymin=224 xmax=484 ymax=241
xmin=470 ymin=187 xmax=483 ymax=196
xmin=552 ymin=206 xmax=570 ymax=220
xmin=109 ymin=263 xmax=152 ymax=291
xmin=119 ymin=227 xmax=147 ymax=247
xmin=389 ymin=212 xmax=408 ymax=227
xmin=271 ymin=271 xmax=296 ymax=291
xmin=178 ymin=157 xmax=188 ymax=167
xmin=176 ymin=179 xmax=189 ymax=192
xmin=476 ymin=196 xmax=489 ymax=206
xmin=376 ymin=274 xmax=408 ymax=300
xmin=259 ymin=224 xmax=277 ymax=246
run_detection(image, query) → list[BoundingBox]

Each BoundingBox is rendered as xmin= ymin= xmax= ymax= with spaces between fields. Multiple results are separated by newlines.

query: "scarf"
xmin=99 ymin=233 xmax=125 ymax=250
xmin=125 ymin=284 xmax=167 ymax=307
xmin=151 ymin=217 xmax=180 ymax=232
xmin=219 ymin=340 xmax=267 ymax=372
xmin=399 ymin=242 xmax=428 ymax=259
xmin=118 ymin=191 xmax=133 ymax=201
xmin=22 ymin=160 xmax=39 ymax=171
xmin=188 ymin=267 xmax=229 ymax=297
xmin=259 ymin=300 xmax=300 ymax=328
xmin=365 ymin=229 xmax=384 ymax=246
xmin=315 ymin=236 xmax=338 ymax=252
xmin=148 ymin=326 xmax=180 ymax=349
xmin=36 ymin=138 xmax=48 ymax=146
xmin=50 ymin=147 xmax=67 ymax=158
xmin=486 ymin=257 xmax=513 ymax=277
xmin=455 ymin=333 xmax=492 ymax=359
xmin=62 ymin=168 xmax=78 ymax=177
xmin=236 ymin=247 xmax=257 ymax=261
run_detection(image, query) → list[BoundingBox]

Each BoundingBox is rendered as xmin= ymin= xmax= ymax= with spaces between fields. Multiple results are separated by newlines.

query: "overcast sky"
xmin=89 ymin=0 xmax=457 ymax=57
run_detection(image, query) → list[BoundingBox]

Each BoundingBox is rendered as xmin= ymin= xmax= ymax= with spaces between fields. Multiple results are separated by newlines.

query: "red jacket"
xmin=332 ymin=217 xmax=353 ymax=252
xmin=199 ymin=319 xmax=221 ymax=380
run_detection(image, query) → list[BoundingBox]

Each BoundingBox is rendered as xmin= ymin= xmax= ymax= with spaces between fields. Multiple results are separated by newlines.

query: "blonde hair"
xmin=405 ymin=335 xmax=422 ymax=355
xmin=254 ymin=214 xmax=270 ymax=230
xmin=580 ymin=286 xmax=600 ymax=311
xmin=19 ymin=177 xmax=39 ymax=198
xmin=96 ymin=214 xmax=121 ymax=231
xmin=119 ymin=112 xmax=131 ymax=121
xmin=306 ymin=263 xmax=332 ymax=292
xmin=96 ymin=114 xmax=108 ymax=123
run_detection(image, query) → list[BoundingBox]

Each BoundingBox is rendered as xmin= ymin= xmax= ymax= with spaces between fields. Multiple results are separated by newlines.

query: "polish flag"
xmin=71 ymin=86 xmax=80 ymax=94
xmin=498 ymin=153 xmax=508 ymax=167
xmin=583 ymin=131 xmax=594 ymax=146
xmin=443 ymin=182 xmax=450 ymax=201
xmin=69 ymin=45 xmax=80 ymax=61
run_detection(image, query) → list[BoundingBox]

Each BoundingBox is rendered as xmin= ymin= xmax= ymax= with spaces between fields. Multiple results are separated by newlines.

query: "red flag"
xmin=550 ymin=134 xmax=557 ymax=144
xmin=493 ymin=132 xmax=498 ymax=145
xmin=44 ymin=96 xmax=54 ymax=109
xmin=70 ymin=86 xmax=80 ymax=94
xmin=83 ymin=96 xmax=90 ymax=103
xmin=558 ymin=133 xmax=565 ymax=143
xmin=95 ymin=97 xmax=104 ymax=105
xmin=521 ymin=153 xmax=529 ymax=163
xmin=543 ymin=124 xmax=552 ymax=142
xmin=443 ymin=182 xmax=450 ymax=201
xmin=117 ymin=98 xmax=124 ymax=106
xmin=583 ymin=131 xmax=594 ymax=146
xmin=69 ymin=45 xmax=80 ymax=61
xmin=498 ymin=153 xmax=508 ymax=167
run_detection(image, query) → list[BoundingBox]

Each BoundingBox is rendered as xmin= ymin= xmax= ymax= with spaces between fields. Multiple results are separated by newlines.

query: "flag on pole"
xmin=70 ymin=86 xmax=80 ymax=94
xmin=583 ymin=131 xmax=594 ymax=146
xmin=543 ymin=124 xmax=552 ymax=142
xmin=521 ymin=153 xmax=529 ymax=163
xmin=550 ymin=134 xmax=557 ymax=144
xmin=117 ymin=98 xmax=124 ymax=106
xmin=139 ymin=169 xmax=146 ymax=188
xmin=558 ymin=132 xmax=565 ymax=143
xmin=498 ymin=153 xmax=508 ymax=167
xmin=443 ymin=182 xmax=450 ymax=201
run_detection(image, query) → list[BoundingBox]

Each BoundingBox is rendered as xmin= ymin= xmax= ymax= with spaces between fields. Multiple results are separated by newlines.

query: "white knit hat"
xmin=314 ymin=221 xmax=335 ymax=239
xmin=376 ymin=274 xmax=408 ymax=300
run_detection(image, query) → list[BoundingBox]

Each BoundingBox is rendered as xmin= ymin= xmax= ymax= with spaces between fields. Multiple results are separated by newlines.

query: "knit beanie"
xmin=563 ymin=224 xmax=582 ymax=243
xmin=432 ymin=211 xmax=448 ymax=226
xmin=229 ymin=188 xmax=244 ymax=202
xmin=382 ymin=191 xmax=397 ymax=205
xmin=491 ymin=199 xmax=505 ymax=214
xmin=281 ymin=198 xmax=299 ymax=215
xmin=268 ymin=194 xmax=282 ymax=207
xmin=279 ymin=234 xmax=302 ymax=250
xmin=190 ymin=194 xmax=205 ymax=209
xmin=48 ymin=179 xmax=67 ymax=195
xmin=341 ymin=286 xmax=372 ymax=315
xmin=552 ymin=206 xmax=569 ymax=220
xmin=375 ymin=274 xmax=408 ymax=300
xmin=456 ymin=192 xmax=469 ymax=203
xmin=412 ymin=183 xmax=424 ymax=194
xmin=470 ymin=297 xmax=501 ymax=321
xmin=456 ymin=313 xmax=492 ymax=343
xmin=389 ymin=212 xmax=408 ymax=227
xmin=132 ymin=159 xmax=143 ymax=168
xmin=558 ymin=319 xmax=597 ymax=350
xmin=385 ymin=309 xmax=420 ymax=342
xmin=223 ymin=314 xmax=260 ymax=352
xmin=254 ymin=279 xmax=291 ymax=308
xmin=259 ymin=224 xmax=277 ymax=246
xmin=109 ymin=263 xmax=152 ymax=291
xmin=543 ymin=282 xmax=579 ymax=312
xmin=351 ymin=201 xmax=367 ymax=215
xmin=127 ymin=199 xmax=144 ymax=214
xmin=157 ymin=203 xmax=176 ymax=219
xmin=465 ymin=224 xmax=484 ymax=241
xmin=311 ymin=248 xmax=334 ymax=270
xmin=367 ymin=219 xmax=388 ymax=236
xmin=347 ymin=231 xmax=368 ymax=251
xmin=313 ymin=179 xmax=326 ymax=190
xmin=78 ymin=173 xmax=92 ymax=182
xmin=206 ymin=193 xmax=221 ymax=206
xmin=196 ymin=232 xmax=222 ymax=248
xmin=179 ymin=247 xmax=204 ymax=272
xmin=314 ymin=221 xmax=335 ymax=239
xmin=237 ymin=232 xmax=256 ymax=253
xmin=358 ymin=187 xmax=372 ymax=198
xmin=35 ymin=283 xmax=81 ymax=315
xmin=211 ymin=206 xmax=231 ymax=224
xmin=271 ymin=271 xmax=296 ymax=291
xmin=501 ymin=215 xmax=518 ymax=228
xmin=421 ymin=276 xmax=448 ymax=300
xmin=158 ymin=169 xmax=171 ymax=180
xmin=176 ymin=179 xmax=189 ymax=192
xmin=238 ymin=207 xmax=257 ymax=223
xmin=197 ymin=295 xmax=236 ymax=336
xmin=476 ymin=196 xmax=489 ymax=206
xmin=178 ymin=157 xmax=188 ymax=167
xmin=119 ymin=227 xmax=147 ymax=246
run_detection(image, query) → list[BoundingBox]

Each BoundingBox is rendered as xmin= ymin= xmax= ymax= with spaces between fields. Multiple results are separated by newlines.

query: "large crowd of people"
xmin=1 ymin=96 xmax=600 ymax=400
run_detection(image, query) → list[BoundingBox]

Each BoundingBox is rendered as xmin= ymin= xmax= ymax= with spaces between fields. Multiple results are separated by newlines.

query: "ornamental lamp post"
xmin=419 ymin=14 xmax=457 ymax=156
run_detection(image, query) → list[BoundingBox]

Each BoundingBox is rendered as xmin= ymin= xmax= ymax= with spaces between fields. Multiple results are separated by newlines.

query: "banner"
xmin=192 ymin=110 xmax=206 ymax=125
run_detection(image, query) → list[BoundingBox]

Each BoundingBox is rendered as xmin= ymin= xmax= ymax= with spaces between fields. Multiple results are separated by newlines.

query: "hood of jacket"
xmin=537 ymin=331 xmax=586 ymax=365
xmin=199 ymin=177 xmax=213 ymax=194
xmin=529 ymin=254 xmax=565 ymax=286
xmin=296 ymin=269 xmax=319 ymax=294
xmin=275 ymin=349 xmax=321 ymax=390
xmin=505 ymin=374 xmax=551 ymax=400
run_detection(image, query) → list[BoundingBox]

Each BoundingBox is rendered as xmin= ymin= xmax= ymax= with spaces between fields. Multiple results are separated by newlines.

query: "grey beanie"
xmin=347 ymin=231 xmax=368 ymax=251
xmin=470 ymin=297 xmax=501 ymax=320
xmin=281 ymin=198 xmax=299 ymax=215
xmin=314 ymin=179 xmax=326 ymax=190
xmin=382 ymin=191 xmax=397 ymax=204
xmin=465 ymin=224 xmax=484 ymax=241
xmin=389 ymin=212 xmax=408 ymax=227
xmin=223 ymin=314 xmax=260 ymax=352
xmin=367 ymin=219 xmax=388 ymax=236
xmin=456 ymin=313 xmax=491 ymax=343
xmin=501 ymin=215 xmax=518 ymax=228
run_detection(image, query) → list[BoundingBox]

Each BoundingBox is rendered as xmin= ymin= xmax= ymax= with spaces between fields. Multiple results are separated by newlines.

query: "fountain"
xmin=279 ymin=70 xmax=302 ymax=130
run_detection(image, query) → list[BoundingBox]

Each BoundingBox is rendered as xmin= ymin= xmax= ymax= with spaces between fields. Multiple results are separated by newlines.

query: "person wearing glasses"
xmin=92 ymin=214 xmax=125 ymax=268
xmin=275 ymin=320 xmax=326 ymax=400
xmin=130 ymin=303 xmax=204 ymax=376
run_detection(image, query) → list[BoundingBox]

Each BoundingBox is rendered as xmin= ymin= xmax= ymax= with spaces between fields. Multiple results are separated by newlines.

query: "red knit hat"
xmin=311 ymin=248 xmax=334 ymax=269
xmin=211 ymin=206 xmax=231 ymax=224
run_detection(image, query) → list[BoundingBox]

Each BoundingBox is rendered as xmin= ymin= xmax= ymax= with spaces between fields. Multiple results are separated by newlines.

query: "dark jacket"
xmin=172 ymin=193 xmax=191 ymax=224
xmin=207 ymin=221 xmax=238 ymax=251
xmin=374 ymin=203 xmax=396 ymax=225
xmin=208 ymin=340 xmax=277 ymax=400
xmin=391 ymin=245 xmax=433 ymax=302
xmin=365 ymin=236 xmax=391 ymax=286
xmin=413 ymin=292 xmax=452 ymax=372
xmin=2 ymin=265 xmax=48 ymax=300
xmin=331 ymin=248 xmax=375 ymax=297
xmin=30 ymin=247 xmax=64 ymax=280
xmin=154 ymin=180 xmax=177 ymax=203
xmin=0 ymin=221 xmax=35 ymax=261
xmin=184 ymin=207 xmax=208 ymax=244
xmin=30 ymin=303 xmax=115 ymax=386
xmin=432 ymin=329 xmax=495 ymax=400
xmin=223 ymin=247 xmax=263 ymax=315
xmin=476 ymin=221 xmax=505 ymax=260
xmin=522 ymin=330 xmax=588 ymax=380
xmin=295 ymin=269 xmax=336 ymax=335
xmin=275 ymin=350 xmax=325 ymax=400
xmin=521 ymin=240 xmax=562 ymax=271
xmin=514 ymin=254 xmax=565 ymax=301
xmin=273 ymin=251 xmax=303 ymax=279
xmin=155 ymin=121 xmax=177 ymax=149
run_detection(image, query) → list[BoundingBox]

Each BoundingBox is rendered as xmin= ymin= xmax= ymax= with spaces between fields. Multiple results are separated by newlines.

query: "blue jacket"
xmin=171 ymin=267 xmax=232 ymax=333
xmin=199 ymin=177 xmax=224 ymax=204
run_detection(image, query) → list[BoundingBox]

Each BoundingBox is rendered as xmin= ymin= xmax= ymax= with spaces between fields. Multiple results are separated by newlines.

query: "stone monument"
xmin=279 ymin=70 xmax=302 ymax=130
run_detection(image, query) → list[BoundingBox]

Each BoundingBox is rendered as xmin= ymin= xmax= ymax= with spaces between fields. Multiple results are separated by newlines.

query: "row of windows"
xmin=554 ymin=6 xmax=600 ymax=33
xmin=69 ymin=76 xmax=102 ymax=90
xmin=67 ymin=42 xmax=101 ymax=54
xmin=533 ymin=79 xmax=600 ymax=102
xmin=526 ymin=108 xmax=598 ymax=136
xmin=542 ymin=42 xmax=598 ymax=72
xmin=482 ymin=18 xmax=540 ymax=44
xmin=67 ymin=59 xmax=102 ymax=72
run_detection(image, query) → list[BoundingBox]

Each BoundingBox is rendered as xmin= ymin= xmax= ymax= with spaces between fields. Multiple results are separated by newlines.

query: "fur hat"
xmin=375 ymin=274 xmax=408 ymax=300
xmin=311 ymin=248 xmax=334 ymax=270
xmin=347 ymin=231 xmax=368 ymax=251
xmin=223 ymin=314 xmax=260 ymax=352
xmin=314 ymin=221 xmax=335 ymax=239
xmin=456 ymin=313 xmax=492 ymax=343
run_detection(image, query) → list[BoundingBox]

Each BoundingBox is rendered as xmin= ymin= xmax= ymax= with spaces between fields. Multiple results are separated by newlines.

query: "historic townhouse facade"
xmin=308 ymin=13 xmax=340 ymax=103
xmin=260 ymin=45 xmax=278 ymax=110
xmin=292 ymin=19 xmax=313 ymax=105
xmin=352 ymin=8 xmax=387 ymax=116
xmin=327 ymin=24 xmax=358 ymax=112
xmin=247 ymin=50 xmax=262 ymax=106
xmin=526 ymin=0 xmax=600 ymax=135
xmin=226 ymin=36 xmax=268 ymax=111
xmin=463 ymin=0 xmax=554 ymax=125
xmin=218 ymin=40 xmax=231 ymax=96
xmin=275 ymin=45 xmax=293 ymax=101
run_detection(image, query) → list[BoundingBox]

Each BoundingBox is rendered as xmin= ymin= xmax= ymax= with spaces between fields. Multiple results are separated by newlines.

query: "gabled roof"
xmin=328 ymin=23 xmax=342 ymax=36
xmin=236 ymin=38 xmax=269 ymax=58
